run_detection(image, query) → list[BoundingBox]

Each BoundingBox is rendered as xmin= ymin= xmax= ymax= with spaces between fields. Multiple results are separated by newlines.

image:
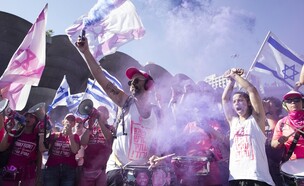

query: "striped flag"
xmin=63 ymin=69 xmax=122 ymax=115
xmin=0 ymin=4 xmax=48 ymax=110
xmin=102 ymin=69 xmax=123 ymax=90
xmin=47 ymin=75 xmax=70 ymax=114
xmin=248 ymin=31 xmax=304 ymax=89
xmin=84 ymin=78 xmax=116 ymax=111
xmin=66 ymin=92 xmax=85 ymax=113
xmin=65 ymin=0 xmax=145 ymax=61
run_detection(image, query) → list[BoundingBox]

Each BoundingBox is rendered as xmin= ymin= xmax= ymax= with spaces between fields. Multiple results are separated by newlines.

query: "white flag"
xmin=0 ymin=4 xmax=48 ymax=110
xmin=84 ymin=78 xmax=116 ymax=111
xmin=66 ymin=0 xmax=145 ymax=61
xmin=66 ymin=92 xmax=85 ymax=113
xmin=249 ymin=31 xmax=304 ymax=89
xmin=48 ymin=75 xmax=70 ymax=114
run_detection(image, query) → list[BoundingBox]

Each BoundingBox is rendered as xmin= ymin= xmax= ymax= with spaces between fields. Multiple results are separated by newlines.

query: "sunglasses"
xmin=128 ymin=78 xmax=146 ymax=86
xmin=284 ymin=98 xmax=302 ymax=104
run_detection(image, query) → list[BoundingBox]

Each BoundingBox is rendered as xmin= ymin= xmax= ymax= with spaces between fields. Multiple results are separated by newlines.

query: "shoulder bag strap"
xmin=282 ymin=131 xmax=300 ymax=162
xmin=113 ymin=95 xmax=134 ymax=137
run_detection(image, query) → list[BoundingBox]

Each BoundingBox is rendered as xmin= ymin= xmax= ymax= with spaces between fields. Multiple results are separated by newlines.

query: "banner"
xmin=248 ymin=31 xmax=304 ymax=89
xmin=84 ymin=78 xmax=116 ymax=111
xmin=48 ymin=75 xmax=70 ymax=114
xmin=66 ymin=0 xmax=145 ymax=61
xmin=0 ymin=4 xmax=48 ymax=110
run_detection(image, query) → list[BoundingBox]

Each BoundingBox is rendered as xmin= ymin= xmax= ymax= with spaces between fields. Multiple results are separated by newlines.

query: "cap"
xmin=65 ymin=113 xmax=76 ymax=121
xmin=75 ymin=117 xmax=83 ymax=123
xmin=126 ymin=67 xmax=150 ymax=79
xmin=283 ymin=90 xmax=303 ymax=100
xmin=97 ymin=105 xmax=109 ymax=113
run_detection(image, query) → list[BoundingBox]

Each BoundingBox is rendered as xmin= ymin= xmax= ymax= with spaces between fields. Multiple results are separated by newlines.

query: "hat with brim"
xmin=24 ymin=112 xmax=38 ymax=119
xmin=126 ymin=67 xmax=150 ymax=79
xmin=283 ymin=90 xmax=303 ymax=100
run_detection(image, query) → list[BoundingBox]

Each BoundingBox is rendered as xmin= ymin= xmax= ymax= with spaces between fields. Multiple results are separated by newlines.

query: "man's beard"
xmin=131 ymin=85 xmax=142 ymax=96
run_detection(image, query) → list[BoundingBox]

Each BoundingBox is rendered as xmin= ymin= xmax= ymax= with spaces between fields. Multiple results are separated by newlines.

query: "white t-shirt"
xmin=229 ymin=115 xmax=275 ymax=186
xmin=106 ymin=102 xmax=158 ymax=172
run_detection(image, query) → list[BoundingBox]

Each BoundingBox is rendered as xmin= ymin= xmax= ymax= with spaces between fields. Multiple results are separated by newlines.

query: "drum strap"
xmin=282 ymin=131 xmax=301 ymax=162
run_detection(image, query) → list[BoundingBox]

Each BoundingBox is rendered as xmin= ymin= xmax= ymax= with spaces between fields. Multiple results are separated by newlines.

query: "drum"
xmin=171 ymin=156 xmax=210 ymax=177
xmin=281 ymin=159 xmax=304 ymax=185
xmin=123 ymin=165 xmax=175 ymax=186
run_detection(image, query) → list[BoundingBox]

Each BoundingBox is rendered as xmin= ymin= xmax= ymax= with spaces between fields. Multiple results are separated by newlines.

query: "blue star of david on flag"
xmin=57 ymin=86 xmax=66 ymax=94
xmin=48 ymin=75 xmax=70 ymax=114
xmin=282 ymin=64 xmax=299 ymax=81
xmin=251 ymin=31 xmax=304 ymax=89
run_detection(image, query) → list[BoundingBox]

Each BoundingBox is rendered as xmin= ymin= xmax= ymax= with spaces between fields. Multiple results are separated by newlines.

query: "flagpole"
xmin=245 ymin=31 xmax=272 ymax=79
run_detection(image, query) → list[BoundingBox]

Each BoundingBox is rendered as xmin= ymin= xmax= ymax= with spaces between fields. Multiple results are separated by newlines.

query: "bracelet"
xmin=265 ymin=112 xmax=271 ymax=116
xmin=38 ymin=133 xmax=44 ymax=136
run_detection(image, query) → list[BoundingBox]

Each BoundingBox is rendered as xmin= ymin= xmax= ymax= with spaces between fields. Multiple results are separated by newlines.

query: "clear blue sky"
xmin=1 ymin=0 xmax=304 ymax=82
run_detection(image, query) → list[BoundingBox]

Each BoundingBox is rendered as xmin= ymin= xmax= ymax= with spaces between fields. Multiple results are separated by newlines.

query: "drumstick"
xmin=122 ymin=161 xmax=133 ymax=169
xmin=153 ymin=153 xmax=176 ymax=162
xmin=286 ymin=131 xmax=297 ymax=138
xmin=284 ymin=123 xmax=304 ymax=136
xmin=147 ymin=153 xmax=176 ymax=170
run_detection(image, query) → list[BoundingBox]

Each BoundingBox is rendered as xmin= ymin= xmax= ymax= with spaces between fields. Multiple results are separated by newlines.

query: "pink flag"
xmin=66 ymin=0 xmax=145 ymax=61
xmin=0 ymin=4 xmax=48 ymax=111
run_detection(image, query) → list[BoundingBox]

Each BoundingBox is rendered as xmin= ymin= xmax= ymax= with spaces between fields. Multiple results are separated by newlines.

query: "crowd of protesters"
xmin=0 ymin=36 xmax=304 ymax=186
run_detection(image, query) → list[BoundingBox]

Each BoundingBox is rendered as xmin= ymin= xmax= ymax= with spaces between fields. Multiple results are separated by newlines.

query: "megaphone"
xmin=27 ymin=102 xmax=46 ymax=121
xmin=78 ymin=99 xmax=93 ymax=115
xmin=78 ymin=99 xmax=101 ymax=129
xmin=28 ymin=102 xmax=52 ymax=145
xmin=4 ymin=111 xmax=26 ymax=138
xmin=0 ymin=99 xmax=26 ymax=137
xmin=0 ymin=98 xmax=9 ymax=113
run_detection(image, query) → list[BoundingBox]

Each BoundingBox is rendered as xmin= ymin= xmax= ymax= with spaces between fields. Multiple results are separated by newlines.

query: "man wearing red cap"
xmin=76 ymin=36 xmax=160 ymax=185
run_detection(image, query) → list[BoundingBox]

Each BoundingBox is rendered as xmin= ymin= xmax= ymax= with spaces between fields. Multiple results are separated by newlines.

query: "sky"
xmin=1 ymin=0 xmax=304 ymax=83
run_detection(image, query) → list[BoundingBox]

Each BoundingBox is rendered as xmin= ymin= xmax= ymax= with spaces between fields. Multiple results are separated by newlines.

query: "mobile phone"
xmin=81 ymin=29 xmax=86 ymax=42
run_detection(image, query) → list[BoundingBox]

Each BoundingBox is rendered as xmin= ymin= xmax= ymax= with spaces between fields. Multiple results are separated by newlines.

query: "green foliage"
xmin=46 ymin=29 xmax=54 ymax=37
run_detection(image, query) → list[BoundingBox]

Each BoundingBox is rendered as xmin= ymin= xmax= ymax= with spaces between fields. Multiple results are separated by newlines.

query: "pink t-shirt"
xmin=83 ymin=126 xmax=112 ymax=170
xmin=273 ymin=116 xmax=304 ymax=160
xmin=7 ymin=132 xmax=38 ymax=179
xmin=46 ymin=133 xmax=80 ymax=168
xmin=0 ymin=127 xmax=5 ymax=141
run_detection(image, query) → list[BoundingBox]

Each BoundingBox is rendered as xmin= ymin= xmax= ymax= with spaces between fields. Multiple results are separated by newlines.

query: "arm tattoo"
xmin=106 ymin=82 xmax=120 ymax=95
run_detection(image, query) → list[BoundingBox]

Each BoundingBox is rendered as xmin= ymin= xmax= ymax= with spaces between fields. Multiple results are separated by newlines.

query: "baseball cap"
xmin=283 ymin=90 xmax=303 ymax=100
xmin=126 ymin=67 xmax=150 ymax=79
xmin=65 ymin=113 xmax=76 ymax=121
xmin=75 ymin=117 xmax=83 ymax=123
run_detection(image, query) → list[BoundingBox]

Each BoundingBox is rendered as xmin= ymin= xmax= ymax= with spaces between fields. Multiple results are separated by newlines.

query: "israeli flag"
xmin=84 ymin=78 xmax=117 ymax=111
xmin=66 ymin=92 xmax=85 ymax=113
xmin=251 ymin=31 xmax=304 ymax=89
xmin=48 ymin=75 xmax=70 ymax=114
